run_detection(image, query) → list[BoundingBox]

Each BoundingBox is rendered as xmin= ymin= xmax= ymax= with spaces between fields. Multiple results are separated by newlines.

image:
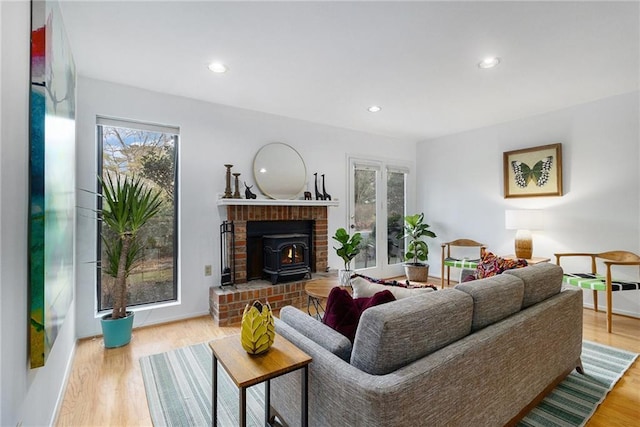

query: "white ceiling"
xmin=59 ymin=1 xmax=640 ymax=141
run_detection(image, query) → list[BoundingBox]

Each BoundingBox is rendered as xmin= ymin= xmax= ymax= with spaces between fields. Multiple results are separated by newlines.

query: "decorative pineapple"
xmin=240 ymin=300 xmax=275 ymax=354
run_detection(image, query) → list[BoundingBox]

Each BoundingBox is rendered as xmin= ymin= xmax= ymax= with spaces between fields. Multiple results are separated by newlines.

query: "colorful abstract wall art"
xmin=29 ymin=0 xmax=76 ymax=368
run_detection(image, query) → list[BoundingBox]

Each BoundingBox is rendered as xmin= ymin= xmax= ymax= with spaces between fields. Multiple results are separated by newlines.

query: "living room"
xmin=1 ymin=1 xmax=639 ymax=426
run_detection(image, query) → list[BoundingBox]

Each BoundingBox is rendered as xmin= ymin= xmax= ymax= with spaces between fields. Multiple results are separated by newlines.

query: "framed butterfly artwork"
xmin=503 ymin=143 xmax=563 ymax=198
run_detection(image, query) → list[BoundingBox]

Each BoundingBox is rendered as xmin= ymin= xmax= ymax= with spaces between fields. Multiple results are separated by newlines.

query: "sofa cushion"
xmin=350 ymin=289 xmax=473 ymax=375
xmin=351 ymin=276 xmax=433 ymax=299
xmin=279 ymin=306 xmax=353 ymax=361
xmin=322 ymin=287 xmax=396 ymax=342
xmin=455 ymin=274 xmax=524 ymax=331
xmin=503 ymin=263 xmax=563 ymax=308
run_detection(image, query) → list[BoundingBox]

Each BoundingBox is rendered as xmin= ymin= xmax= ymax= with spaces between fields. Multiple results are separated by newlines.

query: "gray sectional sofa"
xmin=271 ymin=263 xmax=583 ymax=426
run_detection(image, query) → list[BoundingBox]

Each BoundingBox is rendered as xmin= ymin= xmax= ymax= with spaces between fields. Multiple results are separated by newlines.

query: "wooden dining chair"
xmin=555 ymin=250 xmax=640 ymax=333
xmin=440 ymin=239 xmax=486 ymax=289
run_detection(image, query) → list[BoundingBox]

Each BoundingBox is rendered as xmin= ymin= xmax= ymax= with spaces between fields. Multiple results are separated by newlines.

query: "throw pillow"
xmin=322 ymin=287 xmax=395 ymax=342
xmin=461 ymin=274 xmax=476 ymax=283
xmin=351 ymin=277 xmax=435 ymax=299
xmin=474 ymin=252 xmax=528 ymax=280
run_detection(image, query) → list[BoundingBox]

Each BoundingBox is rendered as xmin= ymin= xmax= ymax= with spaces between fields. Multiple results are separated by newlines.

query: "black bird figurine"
xmin=244 ymin=182 xmax=257 ymax=199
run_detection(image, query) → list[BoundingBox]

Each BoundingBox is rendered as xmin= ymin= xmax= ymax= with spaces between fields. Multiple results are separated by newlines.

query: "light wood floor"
xmin=56 ymin=308 xmax=639 ymax=426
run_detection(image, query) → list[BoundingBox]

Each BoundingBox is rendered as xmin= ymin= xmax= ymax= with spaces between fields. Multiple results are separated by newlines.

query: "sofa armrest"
xmin=279 ymin=306 xmax=352 ymax=361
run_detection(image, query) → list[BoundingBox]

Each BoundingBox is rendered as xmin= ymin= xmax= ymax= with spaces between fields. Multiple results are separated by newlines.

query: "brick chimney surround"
xmin=210 ymin=199 xmax=338 ymax=325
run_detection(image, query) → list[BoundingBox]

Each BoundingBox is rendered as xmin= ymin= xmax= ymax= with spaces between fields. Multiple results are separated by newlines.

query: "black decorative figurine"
xmin=322 ymin=174 xmax=331 ymax=201
xmin=314 ymin=173 xmax=324 ymax=200
xmin=244 ymin=182 xmax=257 ymax=199
xmin=304 ymin=191 xmax=312 ymax=200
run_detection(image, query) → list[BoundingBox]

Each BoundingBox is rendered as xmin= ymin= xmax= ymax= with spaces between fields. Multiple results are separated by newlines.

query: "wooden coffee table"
xmin=209 ymin=334 xmax=312 ymax=427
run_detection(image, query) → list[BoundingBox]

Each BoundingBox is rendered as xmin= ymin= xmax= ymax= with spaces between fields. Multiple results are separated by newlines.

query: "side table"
xmin=209 ymin=334 xmax=312 ymax=427
xmin=304 ymin=277 xmax=351 ymax=320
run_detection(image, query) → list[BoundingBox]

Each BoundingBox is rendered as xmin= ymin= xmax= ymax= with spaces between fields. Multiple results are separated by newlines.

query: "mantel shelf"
xmin=216 ymin=198 xmax=339 ymax=207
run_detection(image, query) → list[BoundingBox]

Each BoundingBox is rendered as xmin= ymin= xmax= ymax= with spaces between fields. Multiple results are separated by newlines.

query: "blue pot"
xmin=101 ymin=312 xmax=135 ymax=348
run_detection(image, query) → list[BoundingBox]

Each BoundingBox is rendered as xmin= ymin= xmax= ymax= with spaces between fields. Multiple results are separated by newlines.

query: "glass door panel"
xmin=387 ymin=170 xmax=406 ymax=265
xmin=352 ymin=166 xmax=378 ymax=270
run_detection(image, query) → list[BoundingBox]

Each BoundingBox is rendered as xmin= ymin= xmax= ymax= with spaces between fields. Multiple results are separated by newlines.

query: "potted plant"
xmin=332 ymin=227 xmax=362 ymax=286
xmin=398 ymin=213 xmax=437 ymax=282
xmin=99 ymin=174 xmax=162 ymax=348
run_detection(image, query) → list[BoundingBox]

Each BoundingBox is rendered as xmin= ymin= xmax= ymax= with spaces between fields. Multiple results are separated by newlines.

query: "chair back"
xmin=442 ymin=239 xmax=486 ymax=258
xmin=596 ymin=251 xmax=640 ymax=263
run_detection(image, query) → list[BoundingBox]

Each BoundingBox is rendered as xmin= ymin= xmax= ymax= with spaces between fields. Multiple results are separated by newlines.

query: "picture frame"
xmin=503 ymin=143 xmax=563 ymax=198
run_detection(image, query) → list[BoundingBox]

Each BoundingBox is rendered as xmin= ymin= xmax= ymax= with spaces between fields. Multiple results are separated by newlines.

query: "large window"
xmin=349 ymin=157 xmax=409 ymax=278
xmin=97 ymin=118 xmax=179 ymax=311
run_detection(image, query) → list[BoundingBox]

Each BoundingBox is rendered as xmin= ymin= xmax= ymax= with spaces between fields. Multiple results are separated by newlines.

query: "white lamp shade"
xmin=505 ymin=209 xmax=545 ymax=231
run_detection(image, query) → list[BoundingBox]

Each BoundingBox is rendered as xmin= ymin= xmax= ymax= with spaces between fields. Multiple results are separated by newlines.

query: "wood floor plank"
xmin=55 ymin=307 xmax=639 ymax=426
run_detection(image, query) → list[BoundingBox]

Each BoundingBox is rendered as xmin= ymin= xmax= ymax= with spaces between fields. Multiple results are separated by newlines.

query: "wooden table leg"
xmin=301 ymin=366 xmax=308 ymax=427
xmin=265 ymin=379 xmax=271 ymax=426
xmin=212 ymin=355 xmax=217 ymax=427
xmin=240 ymin=387 xmax=246 ymax=427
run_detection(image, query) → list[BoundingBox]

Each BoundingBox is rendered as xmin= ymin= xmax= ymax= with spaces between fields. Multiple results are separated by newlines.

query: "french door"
xmin=348 ymin=157 xmax=410 ymax=279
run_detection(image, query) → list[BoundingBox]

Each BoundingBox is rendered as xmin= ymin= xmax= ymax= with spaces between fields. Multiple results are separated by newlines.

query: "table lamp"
xmin=505 ymin=209 xmax=544 ymax=259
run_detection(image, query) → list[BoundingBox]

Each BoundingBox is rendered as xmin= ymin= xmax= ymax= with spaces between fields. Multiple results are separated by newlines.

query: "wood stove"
xmin=246 ymin=220 xmax=314 ymax=282
xmin=263 ymin=233 xmax=311 ymax=284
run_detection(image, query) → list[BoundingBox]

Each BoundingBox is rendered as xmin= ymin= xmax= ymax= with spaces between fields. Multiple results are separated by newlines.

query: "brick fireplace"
xmin=209 ymin=200 xmax=335 ymax=325
xmin=227 ymin=204 xmax=329 ymax=283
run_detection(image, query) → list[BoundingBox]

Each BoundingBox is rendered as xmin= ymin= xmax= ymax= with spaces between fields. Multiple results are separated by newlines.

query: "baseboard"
xmin=78 ymin=310 xmax=212 ymax=340
xmin=582 ymin=303 xmax=640 ymax=319
xmin=50 ymin=339 xmax=78 ymax=426
xmin=131 ymin=310 xmax=212 ymax=331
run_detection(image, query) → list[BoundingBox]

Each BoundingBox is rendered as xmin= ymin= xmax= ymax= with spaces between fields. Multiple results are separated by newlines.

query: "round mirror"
xmin=253 ymin=142 xmax=307 ymax=199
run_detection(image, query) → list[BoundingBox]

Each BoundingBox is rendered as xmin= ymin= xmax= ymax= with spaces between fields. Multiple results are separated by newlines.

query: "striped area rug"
xmin=518 ymin=341 xmax=637 ymax=427
xmin=140 ymin=342 xmax=266 ymax=426
xmin=140 ymin=340 xmax=637 ymax=427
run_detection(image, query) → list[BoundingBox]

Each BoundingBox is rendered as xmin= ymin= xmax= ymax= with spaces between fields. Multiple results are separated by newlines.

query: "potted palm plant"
xmin=332 ymin=227 xmax=362 ymax=286
xmin=398 ymin=213 xmax=437 ymax=282
xmin=99 ymin=174 xmax=162 ymax=348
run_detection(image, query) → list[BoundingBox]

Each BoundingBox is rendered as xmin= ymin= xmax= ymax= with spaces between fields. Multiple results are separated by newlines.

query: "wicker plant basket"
xmin=404 ymin=263 xmax=429 ymax=282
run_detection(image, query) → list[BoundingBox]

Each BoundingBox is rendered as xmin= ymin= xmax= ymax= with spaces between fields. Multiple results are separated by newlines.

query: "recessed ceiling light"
xmin=208 ymin=62 xmax=228 ymax=73
xmin=368 ymin=105 xmax=382 ymax=113
xmin=478 ymin=57 xmax=501 ymax=69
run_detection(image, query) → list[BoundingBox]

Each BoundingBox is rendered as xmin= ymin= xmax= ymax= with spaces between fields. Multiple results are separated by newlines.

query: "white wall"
xmin=76 ymin=77 xmax=416 ymax=338
xmin=1 ymin=1 xmax=77 ymax=426
xmin=417 ymin=91 xmax=640 ymax=317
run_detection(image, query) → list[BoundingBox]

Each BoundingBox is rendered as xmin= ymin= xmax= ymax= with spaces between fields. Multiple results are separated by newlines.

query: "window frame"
xmin=96 ymin=117 xmax=180 ymax=313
